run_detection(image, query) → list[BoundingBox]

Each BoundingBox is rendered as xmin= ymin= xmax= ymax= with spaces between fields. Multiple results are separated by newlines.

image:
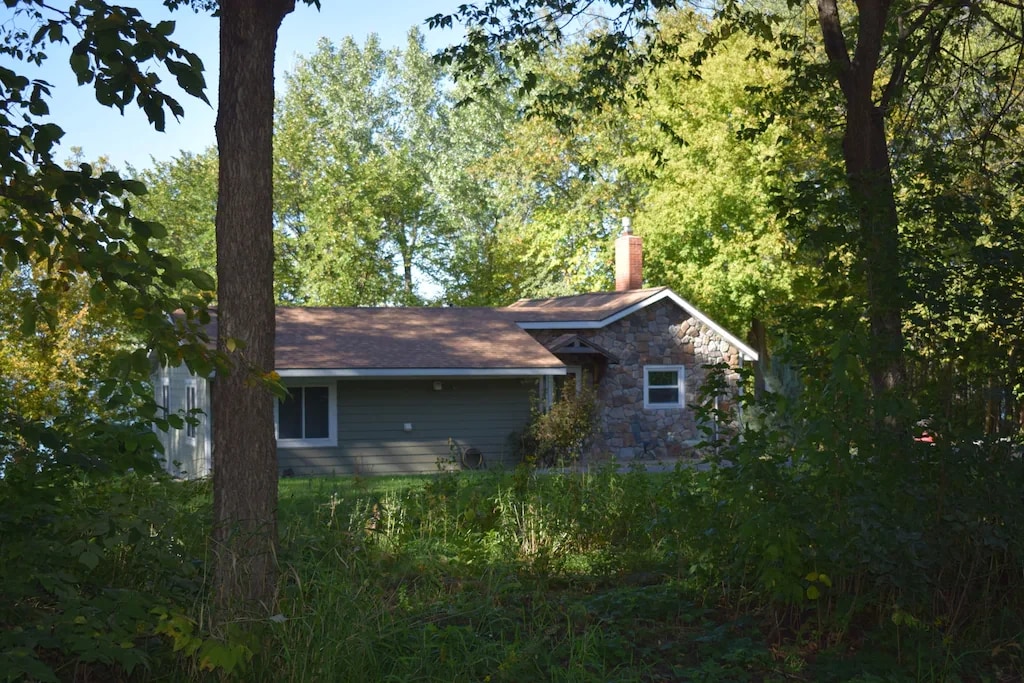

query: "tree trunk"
xmin=817 ymin=0 xmax=906 ymax=397
xmin=212 ymin=0 xmax=294 ymax=617
xmin=748 ymin=316 xmax=768 ymax=399
xmin=844 ymin=95 xmax=905 ymax=396
xmin=397 ymin=225 xmax=417 ymax=305
xmin=402 ymin=248 xmax=414 ymax=302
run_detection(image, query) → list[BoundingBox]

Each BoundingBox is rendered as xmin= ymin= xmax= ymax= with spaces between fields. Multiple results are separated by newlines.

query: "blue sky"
xmin=11 ymin=1 xmax=464 ymax=171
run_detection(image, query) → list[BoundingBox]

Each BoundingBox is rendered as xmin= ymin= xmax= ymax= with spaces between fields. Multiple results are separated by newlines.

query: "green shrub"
xmin=0 ymin=470 xmax=211 ymax=681
xmin=521 ymin=382 xmax=599 ymax=467
xmin=682 ymin=358 xmax=1024 ymax=671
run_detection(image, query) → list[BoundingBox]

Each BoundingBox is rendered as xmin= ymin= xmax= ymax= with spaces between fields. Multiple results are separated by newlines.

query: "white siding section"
xmin=153 ymin=364 xmax=211 ymax=479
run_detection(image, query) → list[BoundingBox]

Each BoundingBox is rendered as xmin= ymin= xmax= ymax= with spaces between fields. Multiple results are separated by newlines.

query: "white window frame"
xmin=644 ymin=365 xmax=685 ymax=409
xmin=541 ymin=366 xmax=582 ymax=410
xmin=161 ymin=376 xmax=170 ymax=420
xmin=185 ymin=379 xmax=198 ymax=443
xmin=275 ymin=381 xmax=338 ymax=448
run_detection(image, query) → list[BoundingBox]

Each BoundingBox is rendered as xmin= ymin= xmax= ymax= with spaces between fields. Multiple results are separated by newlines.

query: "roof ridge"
xmin=276 ymin=305 xmax=510 ymax=313
xmin=509 ymin=286 xmax=667 ymax=306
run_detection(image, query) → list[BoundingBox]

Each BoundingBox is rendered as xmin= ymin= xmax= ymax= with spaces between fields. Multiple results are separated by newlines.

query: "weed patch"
xmin=5 ymin=435 xmax=1023 ymax=681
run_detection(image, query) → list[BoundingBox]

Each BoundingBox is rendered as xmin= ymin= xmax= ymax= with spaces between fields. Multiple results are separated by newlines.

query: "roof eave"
xmin=275 ymin=367 xmax=566 ymax=378
xmin=515 ymin=289 xmax=759 ymax=362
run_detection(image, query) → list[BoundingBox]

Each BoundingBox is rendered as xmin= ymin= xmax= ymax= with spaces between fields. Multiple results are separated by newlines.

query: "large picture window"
xmin=644 ymin=366 xmax=684 ymax=409
xmin=276 ymin=384 xmax=337 ymax=447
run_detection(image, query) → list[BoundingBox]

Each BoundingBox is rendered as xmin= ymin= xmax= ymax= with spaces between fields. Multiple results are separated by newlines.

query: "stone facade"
xmin=527 ymin=298 xmax=745 ymax=460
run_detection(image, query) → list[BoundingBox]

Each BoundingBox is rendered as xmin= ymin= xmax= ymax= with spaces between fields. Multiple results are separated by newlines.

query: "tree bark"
xmin=748 ymin=315 xmax=768 ymax=399
xmin=212 ymin=0 xmax=294 ymax=616
xmin=845 ymin=101 xmax=905 ymax=396
xmin=817 ymin=0 xmax=906 ymax=396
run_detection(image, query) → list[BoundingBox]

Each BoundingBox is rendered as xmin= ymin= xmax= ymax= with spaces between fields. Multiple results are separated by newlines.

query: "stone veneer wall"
xmin=528 ymin=299 xmax=744 ymax=460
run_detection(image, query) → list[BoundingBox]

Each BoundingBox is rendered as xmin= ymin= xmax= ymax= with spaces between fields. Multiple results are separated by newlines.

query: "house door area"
xmin=543 ymin=365 xmax=586 ymax=409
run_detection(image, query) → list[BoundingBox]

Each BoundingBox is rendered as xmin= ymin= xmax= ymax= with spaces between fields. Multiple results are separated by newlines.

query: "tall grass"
xmin=253 ymin=450 xmax=1024 ymax=682
xmin=4 ymin=439 xmax=1023 ymax=681
xmin=252 ymin=466 xmax=704 ymax=682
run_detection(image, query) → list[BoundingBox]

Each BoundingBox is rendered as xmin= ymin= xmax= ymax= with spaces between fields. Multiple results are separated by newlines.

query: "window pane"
xmin=186 ymin=386 xmax=197 ymax=437
xmin=303 ymin=386 xmax=330 ymax=439
xmin=648 ymin=387 xmax=679 ymax=405
xmin=647 ymin=370 xmax=678 ymax=387
xmin=278 ymin=391 xmax=303 ymax=439
xmin=552 ymin=375 xmax=566 ymax=402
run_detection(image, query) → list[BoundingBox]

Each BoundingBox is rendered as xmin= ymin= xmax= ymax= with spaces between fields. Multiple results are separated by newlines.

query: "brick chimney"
xmin=614 ymin=217 xmax=642 ymax=291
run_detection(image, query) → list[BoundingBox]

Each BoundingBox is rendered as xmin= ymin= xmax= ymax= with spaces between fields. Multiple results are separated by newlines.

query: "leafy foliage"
xmin=518 ymin=381 xmax=599 ymax=466
xmin=628 ymin=13 xmax=811 ymax=338
xmin=0 ymin=1 xmax=216 ymax=477
xmin=128 ymin=147 xmax=302 ymax=303
xmin=126 ymin=149 xmax=219 ymax=294
xmin=274 ymin=29 xmax=464 ymax=305
xmin=454 ymin=35 xmax=651 ymax=301
xmin=0 ymin=4 xmax=220 ymax=675
xmin=0 ymin=472 xmax=211 ymax=681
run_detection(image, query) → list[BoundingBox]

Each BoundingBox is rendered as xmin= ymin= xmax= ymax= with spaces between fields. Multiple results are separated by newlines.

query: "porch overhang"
xmin=544 ymin=334 xmax=619 ymax=364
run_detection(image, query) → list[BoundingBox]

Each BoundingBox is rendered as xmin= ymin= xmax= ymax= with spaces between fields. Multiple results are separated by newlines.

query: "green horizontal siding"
xmin=279 ymin=378 xmax=535 ymax=477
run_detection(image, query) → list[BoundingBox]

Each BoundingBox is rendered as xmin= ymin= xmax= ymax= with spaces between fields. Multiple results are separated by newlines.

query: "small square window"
xmin=644 ymin=366 xmax=684 ymax=409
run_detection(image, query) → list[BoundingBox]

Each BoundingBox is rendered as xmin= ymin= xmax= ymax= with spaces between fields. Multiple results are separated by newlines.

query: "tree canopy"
xmin=429 ymin=0 xmax=1024 ymax=432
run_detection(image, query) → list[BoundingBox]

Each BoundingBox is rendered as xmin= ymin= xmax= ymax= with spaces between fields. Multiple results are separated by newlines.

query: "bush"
xmin=681 ymin=357 xmax=1024 ymax=667
xmin=521 ymin=382 xmax=598 ymax=467
xmin=0 ymin=470 xmax=211 ymax=681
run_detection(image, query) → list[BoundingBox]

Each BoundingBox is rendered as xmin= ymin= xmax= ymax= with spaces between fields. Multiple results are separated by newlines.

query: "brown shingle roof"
xmin=199 ymin=285 xmax=756 ymax=373
xmin=275 ymin=306 xmax=562 ymax=371
xmin=503 ymin=287 xmax=669 ymax=322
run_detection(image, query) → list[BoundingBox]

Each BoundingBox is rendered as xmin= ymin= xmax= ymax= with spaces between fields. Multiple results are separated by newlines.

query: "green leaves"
xmin=128 ymin=147 xmax=219 ymax=296
xmin=274 ymin=30 xmax=459 ymax=305
xmin=631 ymin=19 xmax=804 ymax=335
xmin=0 ymin=472 xmax=211 ymax=682
xmin=166 ymin=56 xmax=207 ymax=103
xmin=57 ymin=1 xmax=209 ymax=126
xmin=0 ymin=2 xmax=216 ymax=483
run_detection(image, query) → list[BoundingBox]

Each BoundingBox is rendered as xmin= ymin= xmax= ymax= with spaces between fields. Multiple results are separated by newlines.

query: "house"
xmin=154 ymin=226 xmax=757 ymax=478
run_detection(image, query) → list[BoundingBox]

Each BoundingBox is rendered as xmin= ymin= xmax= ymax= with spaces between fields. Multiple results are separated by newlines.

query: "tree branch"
xmin=817 ymin=0 xmax=853 ymax=93
xmin=851 ymin=0 xmax=891 ymax=95
xmin=880 ymin=1 xmax=959 ymax=111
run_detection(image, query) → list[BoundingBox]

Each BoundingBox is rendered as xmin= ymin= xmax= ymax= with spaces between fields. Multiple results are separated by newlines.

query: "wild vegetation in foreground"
xmin=3 ymin=421 xmax=1023 ymax=682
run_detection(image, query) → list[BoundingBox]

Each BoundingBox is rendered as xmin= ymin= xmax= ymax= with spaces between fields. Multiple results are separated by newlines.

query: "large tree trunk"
xmin=844 ymin=96 xmax=905 ymax=395
xmin=817 ymin=0 xmax=906 ymax=397
xmin=212 ymin=0 xmax=294 ymax=616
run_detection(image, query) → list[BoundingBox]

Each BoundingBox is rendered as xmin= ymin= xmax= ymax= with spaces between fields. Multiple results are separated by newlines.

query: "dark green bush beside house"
xmin=154 ymin=229 xmax=756 ymax=476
